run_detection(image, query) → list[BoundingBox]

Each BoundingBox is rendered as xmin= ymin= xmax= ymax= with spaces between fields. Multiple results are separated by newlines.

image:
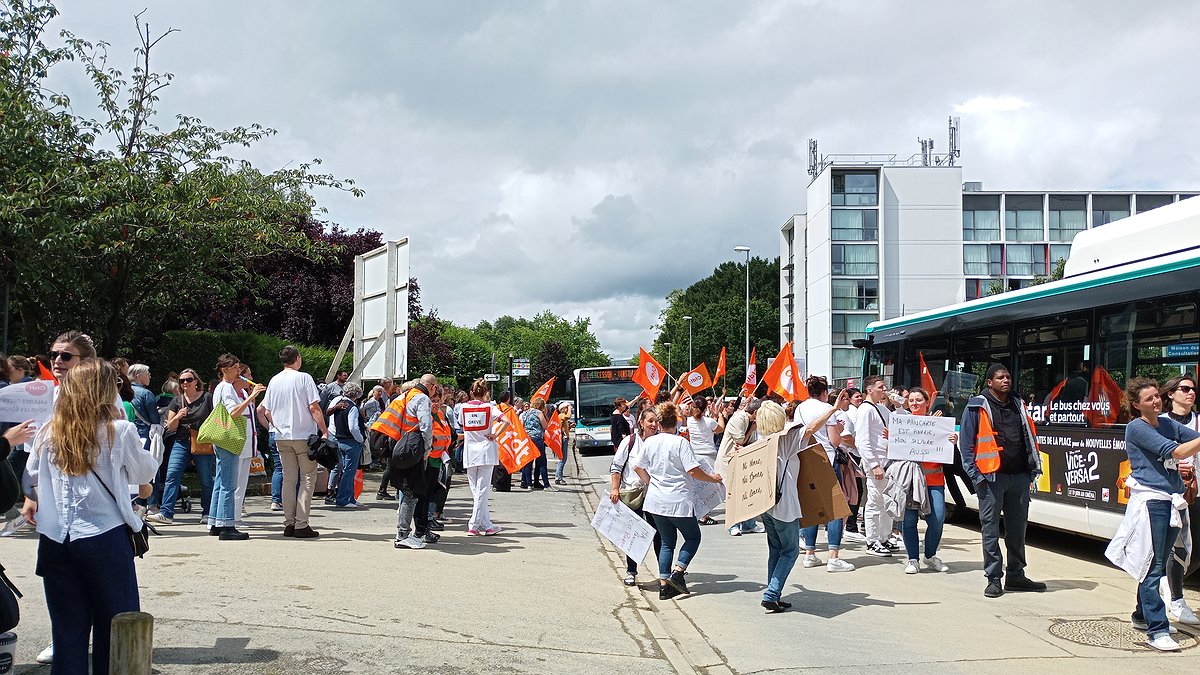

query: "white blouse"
xmin=610 ymin=434 xmax=648 ymax=489
xmin=25 ymin=420 xmax=159 ymax=543
xmin=635 ymin=433 xmax=702 ymax=518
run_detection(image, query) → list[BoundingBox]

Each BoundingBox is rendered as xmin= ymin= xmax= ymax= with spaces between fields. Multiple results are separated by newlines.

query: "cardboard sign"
xmin=886 ymin=414 xmax=956 ymax=464
xmin=0 ymin=380 xmax=55 ymax=427
xmin=690 ymin=457 xmax=725 ymax=518
xmin=592 ymin=497 xmax=657 ymax=563
xmin=797 ymin=441 xmax=851 ymax=529
xmin=724 ymin=436 xmax=777 ymax=524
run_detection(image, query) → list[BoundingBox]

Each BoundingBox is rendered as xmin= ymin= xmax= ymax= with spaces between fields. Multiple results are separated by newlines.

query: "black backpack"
xmin=389 ymin=428 xmax=425 ymax=471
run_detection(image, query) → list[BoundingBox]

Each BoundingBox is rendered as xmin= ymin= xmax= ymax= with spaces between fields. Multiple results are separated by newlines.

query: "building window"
xmin=1050 ymin=244 xmax=1071 ymax=266
xmin=1093 ymin=195 xmax=1130 ymax=226
xmin=832 ymin=279 xmax=879 ymax=310
xmin=965 ymin=279 xmax=999 ymax=301
xmin=964 ymin=244 xmax=1002 ymax=276
xmin=831 ymin=244 xmax=878 ymax=276
xmin=1048 ymin=195 xmax=1086 ymax=242
xmin=831 ymin=209 xmax=878 ymax=241
xmin=832 ymin=313 xmax=876 ymax=346
xmin=962 ymin=194 xmax=1000 ymax=241
xmin=1005 ymin=244 xmax=1047 ymax=277
xmin=1136 ymin=194 xmax=1173 ymax=214
xmin=832 ymin=171 xmax=878 ymax=206
xmin=832 ymin=348 xmax=862 ymax=384
xmin=1005 ymin=195 xmax=1044 ymax=242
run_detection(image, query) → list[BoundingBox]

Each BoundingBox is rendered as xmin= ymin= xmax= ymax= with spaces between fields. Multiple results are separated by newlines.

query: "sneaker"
xmin=421 ymin=531 xmax=441 ymax=544
xmin=271 ymin=502 xmax=284 ymax=511
xmin=728 ymin=526 xmax=742 ymax=537
xmin=555 ymin=479 xmax=567 ymax=485
xmin=883 ymin=538 xmax=901 ymax=552
xmin=1132 ymin=615 xmax=1179 ymax=633
xmin=842 ymin=531 xmax=867 ymax=544
xmin=623 ymin=574 xmax=637 ymax=587
xmin=667 ymin=570 xmax=689 ymax=595
xmin=428 ymin=519 xmax=445 ymax=531
xmin=748 ymin=523 xmax=767 ymax=534
xmin=1169 ymin=598 xmax=1200 ymax=625
xmin=1004 ymin=575 xmax=1047 ymax=592
xmin=36 ymin=644 xmax=53 ymax=664
xmin=659 ymin=584 xmax=681 ymax=600
xmin=886 ymin=533 xmax=902 ymax=547
xmin=802 ymin=554 xmax=825 ymax=569
xmin=376 ymin=491 xmax=397 ymax=501
xmin=466 ymin=529 xmax=482 ymax=536
xmin=826 ymin=558 xmax=856 ymax=573
xmin=483 ymin=526 xmax=502 ymax=536
xmin=395 ymin=535 xmax=427 ymax=549
xmin=145 ymin=513 xmax=174 ymax=525
xmin=1147 ymin=634 xmax=1182 ymax=652
xmin=904 ymin=559 xmax=919 ymax=575
xmin=923 ymin=556 xmax=949 ymax=572
xmin=335 ymin=501 xmax=367 ymax=509
xmin=323 ymin=498 xmax=336 ymax=505
xmin=865 ymin=541 xmax=892 ymax=557
xmin=984 ymin=580 xmax=1004 ymax=598
xmin=761 ymin=600 xmax=786 ymax=613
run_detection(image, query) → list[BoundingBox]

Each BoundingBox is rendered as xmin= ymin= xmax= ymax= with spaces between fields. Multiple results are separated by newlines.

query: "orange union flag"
xmin=681 ymin=363 xmax=713 ymax=396
xmin=498 ymin=407 xmax=540 ymax=473
xmin=545 ymin=409 xmax=563 ymax=460
xmin=714 ymin=347 xmax=727 ymax=380
xmin=761 ymin=342 xmax=808 ymax=402
xmin=634 ymin=348 xmax=668 ymax=400
xmin=741 ymin=347 xmax=757 ymax=398
xmin=531 ymin=377 xmax=555 ymax=403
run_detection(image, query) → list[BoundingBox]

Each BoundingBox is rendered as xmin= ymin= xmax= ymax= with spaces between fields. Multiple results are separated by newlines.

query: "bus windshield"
xmin=575 ymin=368 xmax=642 ymax=427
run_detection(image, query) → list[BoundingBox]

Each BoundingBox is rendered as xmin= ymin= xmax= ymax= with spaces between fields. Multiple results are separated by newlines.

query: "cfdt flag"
xmin=714 ymin=347 xmax=727 ymax=381
xmin=761 ymin=343 xmax=808 ymax=402
xmin=531 ymin=377 xmax=555 ymax=404
xmin=633 ymin=348 xmax=668 ymax=401
xmin=681 ymin=363 xmax=714 ymax=396
xmin=918 ymin=352 xmax=939 ymax=410
xmin=741 ymin=347 xmax=757 ymax=398
xmin=545 ymin=409 xmax=563 ymax=460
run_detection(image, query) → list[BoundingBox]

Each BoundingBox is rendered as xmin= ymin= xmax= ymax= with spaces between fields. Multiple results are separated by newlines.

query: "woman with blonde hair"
xmin=20 ymin=358 xmax=159 ymax=674
xmin=149 ymin=367 xmax=215 ymax=525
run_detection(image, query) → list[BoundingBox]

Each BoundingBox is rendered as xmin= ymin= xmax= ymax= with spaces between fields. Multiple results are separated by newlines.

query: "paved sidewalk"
xmin=3 ymin=457 xmax=675 ymax=674
xmin=577 ymin=452 xmax=1200 ymax=674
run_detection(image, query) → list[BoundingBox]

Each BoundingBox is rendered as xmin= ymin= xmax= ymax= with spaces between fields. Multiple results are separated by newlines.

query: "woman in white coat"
xmin=459 ymin=378 xmax=510 ymax=536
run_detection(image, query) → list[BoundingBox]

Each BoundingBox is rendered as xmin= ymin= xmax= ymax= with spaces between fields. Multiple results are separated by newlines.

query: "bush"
xmin=149 ymin=330 xmax=353 ymax=388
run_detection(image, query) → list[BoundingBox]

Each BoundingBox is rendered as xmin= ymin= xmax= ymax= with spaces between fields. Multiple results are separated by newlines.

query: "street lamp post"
xmin=665 ymin=342 xmax=672 ymax=377
xmin=734 ymin=245 xmax=751 ymax=384
xmin=683 ymin=315 xmax=693 ymax=370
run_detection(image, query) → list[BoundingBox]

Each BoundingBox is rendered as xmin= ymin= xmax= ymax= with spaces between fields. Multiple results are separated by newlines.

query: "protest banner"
xmin=796 ymin=440 xmax=851 ymax=529
xmin=690 ymin=457 xmax=725 ymax=518
xmin=498 ymin=407 xmax=540 ymax=473
xmin=0 ymin=379 xmax=55 ymax=427
xmin=591 ymin=497 xmax=657 ymax=563
xmin=724 ymin=436 xmax=777 ymax=524
xmin=886 ymin=414 xmax=956 ymax=464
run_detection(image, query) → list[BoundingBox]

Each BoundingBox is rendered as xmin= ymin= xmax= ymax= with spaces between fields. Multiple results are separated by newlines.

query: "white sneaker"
xmin=1147 ymin=634 xmax=1182 ymax=652
xmin=842 ymin=531 xmax=867 ymax=544
xmin=37 ymin=644 xmax=53 ymax=664
xmin=904 ymin=559 xmax=919 ymax=575
xmin=887 ymin=533 xmax=902 ymax=548
xmin=826 ymin=558 xmax=855 ymax=573
xmin=1169 ymin=598 xmax=1200 ymax=625
xmin=145 ymin=513 xmax=174 ymax=525
xmin=749 ymin=523 xmax=767 ymax=534
xmin=728 ymin=526 xmax=742 ymax=537
xmin=802 ymin=554 xmax=824 ymax=568
xmin=923 ymin=556 xmax=949 ymax=572
xmin=271 ymin=502 xmax=283 ymax=511
xmin=395 ymin=535 xmax=427 ymax=550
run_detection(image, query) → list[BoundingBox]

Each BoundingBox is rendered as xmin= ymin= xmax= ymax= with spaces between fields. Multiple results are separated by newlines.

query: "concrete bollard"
xmin=109 ymin=611 xmax=153 ymax=675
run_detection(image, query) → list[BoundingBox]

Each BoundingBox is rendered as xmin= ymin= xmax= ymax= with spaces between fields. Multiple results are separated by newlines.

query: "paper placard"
xmin=690 ymin=457 xmax=725 ymax=518
xmin=724 ymin=437 xmax=776 ymax=525
xmin=0 ymin=380 xmax=55 ymax=427
xmin=591 ymin=497 xmax=657 ymax=563
xmin=886 ymin=414 xmax=956 ymax=464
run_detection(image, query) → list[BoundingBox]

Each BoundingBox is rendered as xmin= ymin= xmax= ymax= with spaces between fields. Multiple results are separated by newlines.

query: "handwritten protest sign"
xmin=592 ymin=497 xmax=657 ymax=563
xmin=690 ymin=457 xmax=725 ymax=518
xmin=725 ymin=437 xmax=776 ymax=524
xmin=0 ymin=380 xmax=54 ymax=427
xmin=886 ymin=414 xmax=955 ymax=464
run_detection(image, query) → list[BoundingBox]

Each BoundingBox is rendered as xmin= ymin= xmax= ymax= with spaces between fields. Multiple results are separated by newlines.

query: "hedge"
xmin=149 ymin=330 xmax=354 ymax=389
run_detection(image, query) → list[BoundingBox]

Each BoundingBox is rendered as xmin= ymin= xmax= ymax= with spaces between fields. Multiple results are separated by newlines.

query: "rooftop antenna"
xmin=807 ymin=139 xmax=819 ymax=176
xmin=919 ymin=138 xmax=934 ymax=166
xmin=948 ymin=116 xmax=961 ymax=166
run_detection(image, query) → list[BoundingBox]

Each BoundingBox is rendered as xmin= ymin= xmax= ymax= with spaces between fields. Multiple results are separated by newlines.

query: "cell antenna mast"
xmin=919 ymin=138 xmax=934 ymax=166
xmin=948 ymin=116 xmax=961 ymax=166
xmin=807 ymin=139 xmax=819 ymax=176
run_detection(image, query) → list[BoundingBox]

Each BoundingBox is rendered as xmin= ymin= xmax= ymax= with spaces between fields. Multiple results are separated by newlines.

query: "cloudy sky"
xmin=49 ymin=0 xmax=1200 ymax=359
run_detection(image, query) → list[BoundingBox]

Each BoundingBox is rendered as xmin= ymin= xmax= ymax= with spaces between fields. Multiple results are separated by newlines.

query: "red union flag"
xmin=633 ymin=348 xmax=667 ymax=400
xmin=681 ymin=363 xmax=713 ymax=396
xmin=761 ymin=342 xmax=808 ymax=402
xmin=498 ymin=407 xmax=540 ymax=473
xmin=531 ymin=377 xmax=555 ymax=403
xmin=919 ymin=352 xmax=939 ymax=411
xmin=714 ymin=347 xmax=727 ymax=381
xmin=741 ymin=347 xmax=757 ymax=398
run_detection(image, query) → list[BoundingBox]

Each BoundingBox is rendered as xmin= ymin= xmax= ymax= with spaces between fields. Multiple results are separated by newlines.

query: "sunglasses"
xmin=179 ymin=377 xmax=196 ymax=384
xmin=49 ymin=350 xmax=79 ymax=362
xmin=1178 ymin=385 xmax=1196 ymax=394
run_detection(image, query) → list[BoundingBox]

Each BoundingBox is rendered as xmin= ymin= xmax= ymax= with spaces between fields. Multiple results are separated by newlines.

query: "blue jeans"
xmin=555 ymin=438 xmax=568 ymax=481
xmin=801 ymin=514 xmax=844 ymax=552
xmin=1134 ymin=499 xmax=1179 ymax=640
xmin=330 ymin=439 xmax=362 ymax=506
xmin=38 ymin=526 xmax=139 ymax=675
xmin=160 ymin=436 xmax=215 ymax=519
xmin=210 ymin=446 xmax=240 ymax=527
xmin=521 ymin=437 xmax=547 ymax=487
xmin=902 ymin=485 xmax=946 ymax=560
xmin=651 ymin=513 xmax=702 ymax=579
xmin=762 ymin=513 xmax=801 ymax=602
xmin=270 ymin=432 xmax=283 ymax=504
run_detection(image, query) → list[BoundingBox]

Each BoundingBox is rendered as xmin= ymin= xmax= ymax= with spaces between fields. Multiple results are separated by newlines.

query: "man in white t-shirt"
xmin=258 ymin=346 xmax=329 ymax=539
xmin=855 ymin=376 xmax=892 ymax=557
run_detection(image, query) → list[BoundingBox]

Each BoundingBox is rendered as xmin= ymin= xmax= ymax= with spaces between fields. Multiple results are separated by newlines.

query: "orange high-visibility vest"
xmin=921 ymin=462 xmax=945 ymax=487
xmin=975 ymin=408 xmax=1002 ymax=474
xmin=370 ymin=388 xmax=421 ymax=441
xmin=430 ymin=410 xmax=451 ymax=460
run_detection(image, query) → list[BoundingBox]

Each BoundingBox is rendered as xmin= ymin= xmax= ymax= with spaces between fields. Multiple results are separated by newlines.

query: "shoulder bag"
xmin=91 ymin=469 xmax=157 ymax=558
xmin=0 ymin=562 xmax=20 ymax=633
xmin=197 ymin=397 xmax=247 ymax=453
xmin=177 ymin=394 xmax=214 ymax=455
xmin=616 ymin=436 xmax=646 ymax=510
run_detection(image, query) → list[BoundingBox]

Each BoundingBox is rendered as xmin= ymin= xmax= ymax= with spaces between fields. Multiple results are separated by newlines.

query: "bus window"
xmin=866 ymin=341 xmax=898 ymax=388
xmin=1016 ymin=315 xmax=1090 ymax=427
xmin=1099 ymin=297 xmax=1199 ymax=426
xmin=950 ymin=328 xmax=1012 ymax=424
xmin=901 ymin=340 xmax=949 ymax=414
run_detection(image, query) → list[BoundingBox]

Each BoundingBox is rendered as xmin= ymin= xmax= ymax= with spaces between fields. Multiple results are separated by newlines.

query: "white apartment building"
xmin=780 ymin=151 xmax=1196 ymax=384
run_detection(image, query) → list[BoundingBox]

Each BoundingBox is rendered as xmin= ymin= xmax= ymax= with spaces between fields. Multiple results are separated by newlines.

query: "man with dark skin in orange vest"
xmin=959 ymin=364 xmax=1046 ymax=599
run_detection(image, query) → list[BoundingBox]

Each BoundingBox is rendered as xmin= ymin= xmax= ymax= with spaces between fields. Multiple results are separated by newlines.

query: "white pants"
xmin=233 ymin=456 xmax=253 ymax=522
xmin=863 ymin=474 xmax=890 ymax=544
xmin=466 ymin=465 xmax=494 ymax=532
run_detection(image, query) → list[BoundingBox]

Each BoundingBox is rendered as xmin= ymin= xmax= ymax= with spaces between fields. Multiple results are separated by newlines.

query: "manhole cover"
xmin=1049 ymin=617 xmax=1200 ymax=651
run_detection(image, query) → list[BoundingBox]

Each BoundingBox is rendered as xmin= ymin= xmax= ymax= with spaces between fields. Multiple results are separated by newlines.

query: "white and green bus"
xmin=860 ymin=196 xmax=1200 ymax=558
xmin=572 ymin=367 xmax=642 ymax=453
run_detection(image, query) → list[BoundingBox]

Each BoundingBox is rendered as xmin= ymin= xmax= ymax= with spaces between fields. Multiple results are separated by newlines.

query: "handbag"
xmin=90 ymin=469 xmax=157 ymax=558
xmin=188 ymin=427 xmax=214 ymax=455
xmin=197 ymin=401 xmax=247 ymax=454
xmin=1181 ymin=463 xmax=1197 ymax=504
xmin=359 ymin=444 xmax=373 ymax=470
xmin=0 ymin=563 xmax=21 ymax=633
xmin=249 ymin=455 xmax=267 ymax=477
xmin=615 ymin=436 xmax=646 ymax=510
xmin=306 ymin=434 xmax=340 ymax=470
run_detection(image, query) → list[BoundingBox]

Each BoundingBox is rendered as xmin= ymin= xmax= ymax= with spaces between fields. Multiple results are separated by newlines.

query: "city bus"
xmin=573 ymin=366 xmax=642 ymax=453
xmin=859 ymin=196 xmax=1200 ymax=562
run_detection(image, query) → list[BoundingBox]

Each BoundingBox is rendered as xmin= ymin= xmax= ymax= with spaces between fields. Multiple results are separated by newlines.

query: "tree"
xmin=650 ymin=257 xmax=780 ymax=389
xmin=531 ymin=340 xmax=571 ymax=399
xmin=1 ymin=2 xmax=362 ymax=356
xmin=1029 ymin=257 xmax=1068 ymax=287
xmin=405 ymin=277 xmax=451 ymax=378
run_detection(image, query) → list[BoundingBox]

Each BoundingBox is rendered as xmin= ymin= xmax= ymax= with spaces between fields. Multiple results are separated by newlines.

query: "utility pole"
xmin=683 ymin=315 xmax=693 ymax=370
xmin=734 ymin=246 xmax=751 ymax=384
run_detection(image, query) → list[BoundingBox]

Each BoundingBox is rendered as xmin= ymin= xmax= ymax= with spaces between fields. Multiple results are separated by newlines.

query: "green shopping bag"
xmin=196 ymin=403 xmax=247 ymax=454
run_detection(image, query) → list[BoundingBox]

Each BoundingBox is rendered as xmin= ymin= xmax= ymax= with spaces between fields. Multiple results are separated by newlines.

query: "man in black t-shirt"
xmin=610 ymin=397 xmax=631 ymax=451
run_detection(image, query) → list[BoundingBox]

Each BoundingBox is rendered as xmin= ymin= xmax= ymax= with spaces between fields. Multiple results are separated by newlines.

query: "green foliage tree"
xmin=650 ymin=257 xmax=780 ymax=389
xmin=531 ymin=339 xmax=572 ymax=399
xmin=1 ymin=2 xmax=361 ymax=356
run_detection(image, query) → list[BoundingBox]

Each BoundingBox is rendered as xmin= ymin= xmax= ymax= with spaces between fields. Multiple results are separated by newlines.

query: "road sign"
xmin=484 ymin=374 xmax=500 ymax=382
xmin=513 ymin=358 xmax=531 ymax=376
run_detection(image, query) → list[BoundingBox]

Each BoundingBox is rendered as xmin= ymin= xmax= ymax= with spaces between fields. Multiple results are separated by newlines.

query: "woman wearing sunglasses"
xmin=148 ymin=369 xmax=214 ymax=526
xmin=1159 ymin=375 xmax=1200 ymax=626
